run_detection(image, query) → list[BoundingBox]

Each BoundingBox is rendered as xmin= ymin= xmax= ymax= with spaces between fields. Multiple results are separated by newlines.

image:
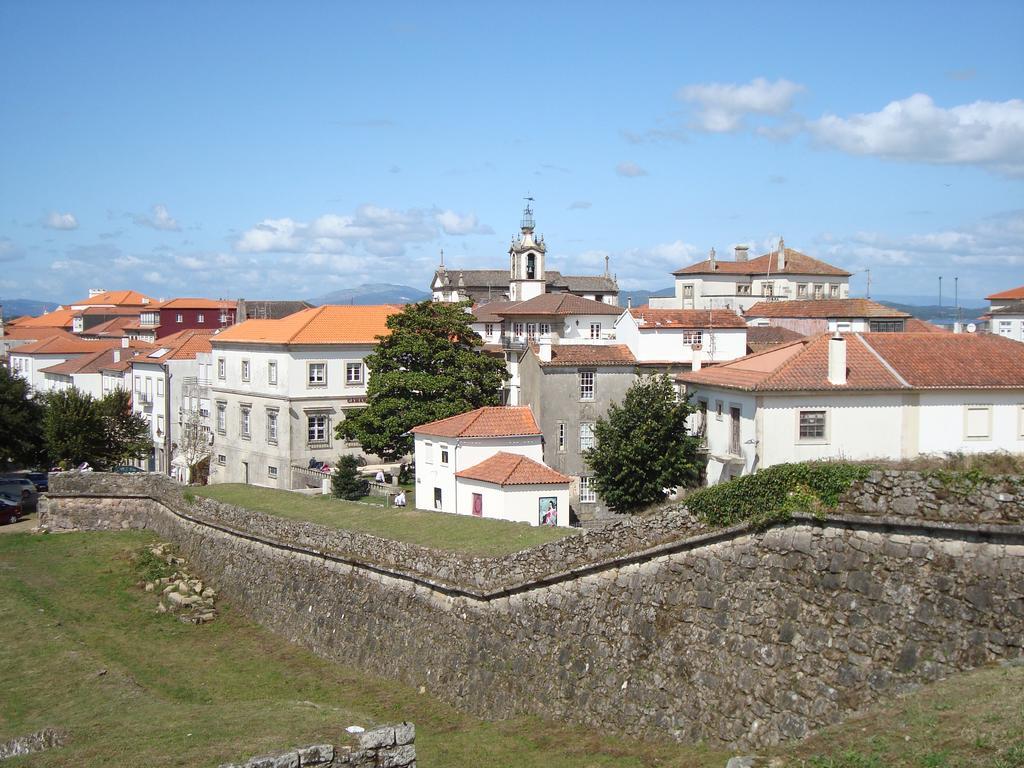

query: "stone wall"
xmin=217 ymin=724 xmax=415 ymax=768
xmin=42 ymin=472 xmax=1024 ymax=748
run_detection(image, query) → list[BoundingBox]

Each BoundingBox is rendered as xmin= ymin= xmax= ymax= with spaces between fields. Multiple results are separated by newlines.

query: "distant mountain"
xmin=0 ymin=298 xmax=60 ymax=319
xmin=619 ymin=287 xmax=674 ymax=308
xmin=307 ymin=284 xmax=430 ymax=306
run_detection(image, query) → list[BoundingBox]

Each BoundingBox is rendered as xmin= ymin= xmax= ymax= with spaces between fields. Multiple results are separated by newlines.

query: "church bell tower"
xmin=509 ymin=198 xmax=547 ymax=301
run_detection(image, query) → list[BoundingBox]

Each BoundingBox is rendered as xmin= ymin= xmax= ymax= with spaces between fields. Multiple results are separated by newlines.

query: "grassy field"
xmin=1 ymin=532 xmax=1021 ymax=768
xmin=195 ymin=484 xmax=574 ymax=556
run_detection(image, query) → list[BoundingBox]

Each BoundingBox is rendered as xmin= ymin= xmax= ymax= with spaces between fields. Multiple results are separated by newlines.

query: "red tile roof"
xmin=0 ymin=326 xmax=77 ymax=342
xmin=531 ymin=343 xmax=637 ymax=367
xmin=745 ymin=298 xmax=910 ymax=319
xmin=679 ymin=332 xmax=1024 ymax=392
xmin=135 ymin=329 xmax=215 ymax=363
xmin=73 ymin=290 xmax=155 ymax=307
xmin=987 ymin=285 xmax=1024 ymax=301
xmin=629 ymin=307 xmax=747 ymax=329
xmin=673 ymin=247 xmax=851 ymax=277
xmin=456 ymin=452 xmax=570 ymax=486
xmin=11 ymin=335 xmax=121 ymax=355
xmin=38 ymin=347 xmax=134 ymax=376
xmin=159 ymin=297 xmax=236 ymax=309
xmin=15 ymin=308 xmax=78 ymax=329
xmin=746 ymin=325 xmax=805 ymax=353
xmin=903 ymin=317 xmax=950 ymax=333
xmin=77 ymin=306 xmax=142 ymax=317
xmin=471 ymin=301 xmax=517 ymax=323
xmin=213 ymin=305 xmax=399 ymax=345
xmin=495 ymin=293 xmax=622 ymax=317
xmin=82 ymin=317 xmax=136 ymax=337
xmin=413 ymin=406 xmax=541 ymax=438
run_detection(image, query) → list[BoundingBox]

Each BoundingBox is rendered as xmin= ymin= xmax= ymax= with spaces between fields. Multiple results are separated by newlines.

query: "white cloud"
xmin=134 ymin=204 xmax=182 ymax=231
xmin=677 ymin=77 xmax=805 ymax=133
xmin=0 ymin=237 xmax=25 ymax=262
xmin=45 ymin=211 xmax=79 ymax=230
xmin=566 ymin=239 xmax=699 ymax=289
xmin=436 ymin=210 xmax=493 ymax=236
xmin=809 ymin=94 xmax=1024 ymax=177
xmin=236 ymin=218 xmax=305 ymax=252
xmin=616 ymin=161 xmax=648 ymax=178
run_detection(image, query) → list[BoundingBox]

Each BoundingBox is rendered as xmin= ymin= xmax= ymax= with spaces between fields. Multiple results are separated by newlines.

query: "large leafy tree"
xmin=41 ymin=388 xmax=109 ymax=468
xmin=338 ymin=300 xmax=509 ymax=460
xmin=583 ymin=374 xmax=702 ymax=513
xmin=98 ymin=389 xmax=152 ymax=466
xmin=0 ymin=366 xmax=44 ymax=467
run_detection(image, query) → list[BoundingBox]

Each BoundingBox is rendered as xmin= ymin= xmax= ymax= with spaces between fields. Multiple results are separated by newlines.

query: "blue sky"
xmin=1 ymin=0 xmax=1022 ymax=305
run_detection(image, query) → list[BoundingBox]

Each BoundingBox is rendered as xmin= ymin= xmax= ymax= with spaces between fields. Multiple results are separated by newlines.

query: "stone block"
xmin=358 ymin=726 xmax=396 ymax=750
xmin=297 ymin=744 xmax=335 ymax=765
xmin=380 ymin=744 xmax=416 ymax=767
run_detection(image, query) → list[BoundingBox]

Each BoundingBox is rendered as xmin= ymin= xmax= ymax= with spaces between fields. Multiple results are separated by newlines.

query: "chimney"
xmin=777 ymin=237 xmax=786 ymax=270
xmin=828 ymin=334 xmax=847 ymax=385
xmin=735 ymin=245 xmax=749 ymax=262
xmin=538 ymin=335 xmax=552 ymax=363
xmin=691 ymin=345 xmax=703 ymax=371
xmin=627 ymin=296 xmax=632 ymax=309
xmin=709 ymin=247 xmax=717 ymax=270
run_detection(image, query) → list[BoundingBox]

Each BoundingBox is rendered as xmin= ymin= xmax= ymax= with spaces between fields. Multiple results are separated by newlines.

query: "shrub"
xmin=332 ymin=455 xmax=369 ymax=500
xmin=685 ymin=462 xmax=872 ymax=530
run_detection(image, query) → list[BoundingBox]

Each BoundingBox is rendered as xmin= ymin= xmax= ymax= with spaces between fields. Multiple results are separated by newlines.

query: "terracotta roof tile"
xmin=11 ymin=335 xmax=121 ymax=355
xmin=629 ymin=307 xmax=747 ymax=329
xmin=745 ymin=298 xmax=910 ymax=319
xmin=987 ymin=285 xmax=1024 ymax=301
xmin=159 ymin=297 xmax=236 ymax=309
xmin=38 ymin=347 xmax=134 ymax=376
xmin=673 ymin=248 xmax=851 ymax=277
xmin=531 ymin=343 xmax=637 ymax=367
xmin=862 ymin=333 xmax=1024 ymax=388
xmin=74 ymin=290 xmax=155 ymax=307
xmin=213 ymin=305 xmax=399 ymax=345
xmin=413 ymin=406 xmax=541 ymax=438
xmin=82 ymin=317 xmax=135 ymax=336
xmin=455 ymin=452 xmax=571 ymax=486
xmin=136 ymin=329 xmax=215 ymax=362
xmin=903 ymin=317 xmax=950 ymax=333
xmin=746 ymin=325 xmax=806 ymax=353
xmin=0 ymin=326 xmax=76 ymax=342
xmin=496 ymin=293 xmax=622 ymax=317
xmin=15 ymin=308 xmax=78 ymax=328
xmin=471 ymin=301 xmax=517 ymax=323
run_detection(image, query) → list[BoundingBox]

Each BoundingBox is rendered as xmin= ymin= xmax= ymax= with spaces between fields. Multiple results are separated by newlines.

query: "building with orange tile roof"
xmin=677 ymin=332 xmax=1024 ymax=485
xmin=208 ymin=305 xmax=402 ymax=488
xmin=66 ymin=289 xmax=156 ymax=310
xmin=614 ymin=307 xmax=749 ymax=366
xmin=412 ymin=407 xmax=570 ymax=526
xmin=743 ymin=297 xmax=913 ymax=336
xmin=8 ymin=334 xmax=125 ymax=392
xmin=985 ymin=285 xmax=1024 ymax=343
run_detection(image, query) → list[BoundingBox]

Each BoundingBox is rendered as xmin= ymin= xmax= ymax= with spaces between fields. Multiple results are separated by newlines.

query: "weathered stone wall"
xmin=42 ymin=472 xmax=1024 ymax=748
xmin=217 ymin=724 xmax=415 ymax=768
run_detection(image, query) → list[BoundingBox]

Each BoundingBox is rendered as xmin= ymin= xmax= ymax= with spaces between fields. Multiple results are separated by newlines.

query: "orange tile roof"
xmin=0 ymin=326 xmax=77 ymax=342
xmin=11 ymin=335 xmax=121 ymax=355
xmin=78 ymin=306 xmax=142 ymax=317
xmin=413 ymin=406 xmax=541 ymax=437
xmin=987 ymin=285 xmax=1024 ymax=301
xmin=903 ymin=317 xmax=950 ymax=333
xmin=679 ymin=332 xmax=1024 ymax=392
xmin=38 ymin=347 xmax=127 ymax=376
xmin=15 ymin=308 xmax=78 ymax=329
xmin=495 ymin=293 xmax=622 ymax=317
xmin=135 ymin=329 xmax=215 ymax=363
xmin=159 ymin=297 xmax=236 ymax=309
xmin=471 ymin=301 xmax=517 ymax=323
xmin=213 ymin=305 xmax=399 ymax=345
xmin=531 ymin=343 xmax=637 ymax=367
xmin=673 ymin=247 xmax=851 ymax=277
xmin=745 ymin=298 xmax=910 ymax=319
xmin=456 ymin=452 xmax=571 ymax=486
xmin=74 ymin=290 xmax=155 ymax=307
xmin=746 ymin=325 xmax=805 ymax=353
xmin=629 ymin=307 xmax=747 ymax=328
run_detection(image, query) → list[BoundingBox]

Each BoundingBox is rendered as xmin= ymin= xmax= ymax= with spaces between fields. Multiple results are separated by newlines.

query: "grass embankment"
xmin=194 ymin=484 xmax=574 ymax=557
xmin=1 ymin=532 xmax=1022 ymax=768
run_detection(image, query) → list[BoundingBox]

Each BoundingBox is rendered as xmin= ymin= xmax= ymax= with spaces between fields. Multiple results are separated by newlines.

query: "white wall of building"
xmin=455 ymin=478 xmax=571 ymax=527
xmin=916 ymin=391 xmax=1024 ymax=454
xmin=615 ymin=314 xmax=747 ymax=364
xmin=992 ymin=314 xmax=1024 ymax=342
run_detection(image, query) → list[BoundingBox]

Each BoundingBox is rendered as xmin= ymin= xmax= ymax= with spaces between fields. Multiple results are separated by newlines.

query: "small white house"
xmin=412 ymin=406 xmax=572 ymax=527
xmin=986 ymin=285 xmax=1024 ymax=343
xmin=744 ymin=298 xmax=912 ymax=335
xmin=678 ymin=331 xmax=1024 ymax=485
xmin=614 ymin=307 xmax=748 ymax=365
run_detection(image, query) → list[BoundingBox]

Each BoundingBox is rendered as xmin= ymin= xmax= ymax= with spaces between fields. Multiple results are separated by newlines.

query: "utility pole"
xmin=938 ymin=276 xmax=943 ymax=317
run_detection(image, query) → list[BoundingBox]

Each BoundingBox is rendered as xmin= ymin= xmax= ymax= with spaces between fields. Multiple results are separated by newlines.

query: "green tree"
xmin=41 ymin=388 xmax=109 ymax=468
xmin=331 ymin=454 xmax=369 ymax=500
xmin=97 ymin=389 xmax=152 ymax=466
xmin=0 ymin=366 xmax=44 ymax=467
xmin=338 ymin=300 xmax=509 ymax=460
xmin=583 ymin=374 xmax=702 ymax=513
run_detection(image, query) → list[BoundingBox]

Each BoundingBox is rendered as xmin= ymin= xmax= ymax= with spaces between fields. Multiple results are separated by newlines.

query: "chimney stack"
xmin=828 ymin=334 xmax=847 ymax=385
xmin=709 ymin=247 xmax=717 ymax=270
xmin=691 ymin=345 xmax=703 ymax=371
xmin=538 ymin=334 xmax=552 ymax=363
xmin=627 ymin=295 xmax=632 ymax=310
xmin=735 ymin=245 xmax=749 ymax=262
xmin=777 ymin=237 xmax=786 ymax=270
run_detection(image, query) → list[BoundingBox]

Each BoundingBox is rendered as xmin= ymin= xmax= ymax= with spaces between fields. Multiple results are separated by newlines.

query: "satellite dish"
xmin=966 ymin=323 xmax=977 ymax=333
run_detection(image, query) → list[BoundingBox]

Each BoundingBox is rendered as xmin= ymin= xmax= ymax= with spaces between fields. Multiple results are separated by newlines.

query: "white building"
xmin=412 ymin=406 xmax=571 ymax=527
xmin=208 ymin=305 xmax=398 ymax=488
xmin=743 ymin=298 xmax=914 ymax=335
xmin=651 ymin=241 xmax=851 ymax=313
xmin=985 ymin=285 xmax=1024 ymax=343
xmin=678 ymin=332 xmax=1024 ymax=485
xmin=9 ymin=335 xmax=124 ymax=393
xmin=615 ymin=308 xmax=749 ymax=365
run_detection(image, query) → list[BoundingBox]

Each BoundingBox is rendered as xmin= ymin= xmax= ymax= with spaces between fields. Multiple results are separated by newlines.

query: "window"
xmin=268 ymin=465 xmax=278 ymax=479
xmin=423 ymin=441 xmax=433 ymax=464
xmin=682 ymin=284 xmax=694 ymax=298
xmin=763 ymin=282 xmax=774 ymax=297
xmin=869 ymin=320 xmax=904 ymax=333
xmin=580 ymin=423 xmax=595 ymax=451
xmin=241 ymin=359 xmax=250 ymax=381
xmin=798 ymin=410 xmax=826 ymax=440
xmin=998 ymin=320 xmax=1013 ymax=336
xmin=197 ymin=313 xmax=205 ymax=324
xmin=239 ymin=406 xmax=252 ymax=438
xmin=557 ymin=422 xmax=566 ymax=452
xmin=697 ymin=399 xmax=708 ymax=437
xmin=513 ymin=322 xmax=525 ymax=338
xmin=156 ymin=378 xmax=164 ymax=397
xmin=217 ymin=358 xmax=225 ymax=379
xmin=797 ymin=284 xmax=808 ymax=297
xmin=268 ymin=361 xmax=278 ymax=385
xmin=308 ymin=362 xmax=326 ymax=386
xmin=737 ymin=284 xmax=751 ymax=295
xmin=346 ymin=362 xmax=363 ymax=384
xmin=681 ymin=329 xmax=703 ymax=346
xmin=539 ymin=322 xmax=551 ymax=336
xmin=176 ymin=313 xmax=184 ymax=323
xmin=526 ymin=323 xmax=538 ymax=340
xmin=813 ymin=284 xmax=824 ymax=300
xmin=579 ymin=371 xmax=595 ymax=401
xmin=836 ymin=321 xmax=852 ymax=332
xmin=590 ymin=323 xmax=602 ymax=340
xmin=266 ymin=410 xmax=278 ymax=444
xmin=156 ymin=414 xmax=165 ymax=435
xmin=485 ymin=323 xmax=494 ymax=337
xmin=307 ymin=413 xmax=329 ymax=445
xmin=579 ymin=476 xmax=596 ymax=503
xmin=134 ymin=375 xmax=142 ymax=393
xmin=829 ymin=284 xmax=839 ymax=297
xmin=440 ymin=446 xmax=449 ymax=465
xmin=216 ymin=402 xmax=226 ymax=433
xmin=433 ymin=487 xmax=442 ymax=510
xmin=220 ymin=313 xmax=229 ymax=324
xmin=716 ymin=400 xmax=723 ymax=420
xmin=217 ymin=454 xmax=226 ymax=466
xmin=964 ymin=406 xmax=992 ymax=440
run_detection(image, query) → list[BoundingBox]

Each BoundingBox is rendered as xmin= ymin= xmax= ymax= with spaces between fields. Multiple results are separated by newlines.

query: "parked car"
xmin=0 ymin=479 xmax=37 ymax=512
xmin=112 ymin=465 xmax=145 ymax=474
xmin=0 ymin=495 xmax=23 ymax=525
xmin=25 ymin=472 xmax=49 ymax=492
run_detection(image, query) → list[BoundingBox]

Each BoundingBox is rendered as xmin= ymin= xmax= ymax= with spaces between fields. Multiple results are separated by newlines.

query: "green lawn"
xmin=195 ymin=484 xmax=575 ymax=556
xmin=1 ymin=532 xmax=1021 ymax=768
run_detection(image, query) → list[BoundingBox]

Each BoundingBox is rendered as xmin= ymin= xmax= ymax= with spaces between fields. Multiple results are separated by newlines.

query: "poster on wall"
xmin=538 ymin=497 xmax=558 ymax=526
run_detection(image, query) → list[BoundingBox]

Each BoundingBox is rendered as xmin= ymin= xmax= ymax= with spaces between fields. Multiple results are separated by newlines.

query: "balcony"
xmin=501 ymin=336 xmax=529 ymax=351
xmin=182 ymin=377 xmax=211 ymax=397
xmin=135 ymin=392 xmax=153 ymax=406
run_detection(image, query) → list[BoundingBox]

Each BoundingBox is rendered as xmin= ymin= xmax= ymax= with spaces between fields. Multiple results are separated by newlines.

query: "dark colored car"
xmin=0 ymin=480 xmax=36 ymax=512
xmin=0 ymin=495 xmax=23 ymax=524
xmin=112 ymin=465 xmax=145 ymax=474
xmin=26 ymin=472 xmax=49 ymax=492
